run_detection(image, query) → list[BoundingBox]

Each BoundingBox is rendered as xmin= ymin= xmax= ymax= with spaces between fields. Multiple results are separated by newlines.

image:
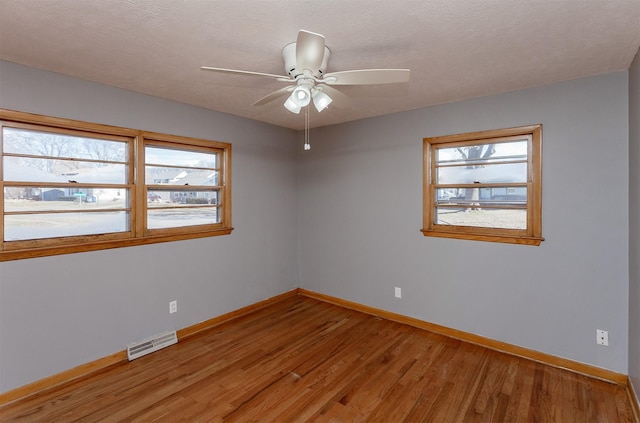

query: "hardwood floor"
xmin=0 ymin=296 xmax=636 ymax=422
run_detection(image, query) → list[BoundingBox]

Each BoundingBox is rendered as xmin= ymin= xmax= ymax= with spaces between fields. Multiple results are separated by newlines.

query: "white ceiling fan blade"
xmin=323 ymin=69 xmax=410 ymax=85
xmin=296 ymin=30 xmax=326 ymax=72
xmin=252 ymin=86 xmax=295 ymax=106
xmin=318 ymin=85 xmax=350 ymax=108
xmin=201 ymin=66 xmax=289 ymax=81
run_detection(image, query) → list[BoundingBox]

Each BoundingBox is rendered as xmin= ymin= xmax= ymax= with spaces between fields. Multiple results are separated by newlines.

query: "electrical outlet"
xmin=596 ymin=329 xmax=608 ymax=346
xmin=394 ymin=287 xmax=402 ymax=298
xmin=169 ymin=300 xmax=177 ymax=314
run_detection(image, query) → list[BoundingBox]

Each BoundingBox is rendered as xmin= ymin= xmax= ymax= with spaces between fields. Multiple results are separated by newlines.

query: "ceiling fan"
xmin=201 ymin=29 xmax=410 ymax=114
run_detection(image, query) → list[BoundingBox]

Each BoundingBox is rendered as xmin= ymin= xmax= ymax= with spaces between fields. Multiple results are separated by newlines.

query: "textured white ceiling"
xmin=1 ymin=0 xmax=639 ymax=130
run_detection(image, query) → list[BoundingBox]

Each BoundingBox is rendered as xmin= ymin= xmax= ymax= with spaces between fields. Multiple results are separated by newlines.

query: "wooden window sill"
xmin=0 ymin=227 xmax=233 ymax=262
xmin=421 ymin=229 xmax=544 ymax=246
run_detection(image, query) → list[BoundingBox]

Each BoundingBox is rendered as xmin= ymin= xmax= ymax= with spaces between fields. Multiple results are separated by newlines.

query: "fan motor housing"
xmin=282 ymin=42 xmax=330 ymax=79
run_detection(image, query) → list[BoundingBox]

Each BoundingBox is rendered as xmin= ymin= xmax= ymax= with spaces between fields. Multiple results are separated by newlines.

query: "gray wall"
xmin=0 ymin=60 xmax=634 ymax=394
xmin=0 ymin=61 xmax=300 ymax=393
xmin=629 ymin=48 xmax=640 ymax=396
xmin=298 ymin=72 xmax=630 ymax=373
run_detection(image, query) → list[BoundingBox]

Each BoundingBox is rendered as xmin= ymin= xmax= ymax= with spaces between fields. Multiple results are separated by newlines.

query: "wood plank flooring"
xmin=0 ymin=296 xmax=636 ymax=422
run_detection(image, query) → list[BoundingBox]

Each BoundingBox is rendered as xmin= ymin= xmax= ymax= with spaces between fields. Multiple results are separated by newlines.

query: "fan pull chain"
xmin=304 ymin=106 xmax=311 ymax=151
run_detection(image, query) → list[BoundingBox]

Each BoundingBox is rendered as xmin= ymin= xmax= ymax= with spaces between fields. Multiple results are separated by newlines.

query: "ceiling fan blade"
xmin=323 ymin=69 xmax=410 ymax=85
xmin=318 ymin=85 xmax=350 ymax=108
xmin=201 ymin=66 xmax=289 ymax=81
xmin=296 ymin=30 xmax=326 ymax=72
xmin=252 ymin=86 xmax=295 ymax=106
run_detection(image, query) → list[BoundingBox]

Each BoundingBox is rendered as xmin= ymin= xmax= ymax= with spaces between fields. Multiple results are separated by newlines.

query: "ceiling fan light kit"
xmin=202 ymin=29 xmax=410 ymax=150
xmin=284 ymin=83 xmax=333 ymax=114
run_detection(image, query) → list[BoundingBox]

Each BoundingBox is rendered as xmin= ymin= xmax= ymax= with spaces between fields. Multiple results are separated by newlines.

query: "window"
xmin=144 ymin=140 xmax=226 ymax=231
xmin=422 ymin=125 xmax=543 ymax=246
xmin=0 ymin=109 xmax=232 ymax=261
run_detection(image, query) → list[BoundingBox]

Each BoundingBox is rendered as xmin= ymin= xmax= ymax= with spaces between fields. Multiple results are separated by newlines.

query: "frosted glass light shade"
xmin=284 ymin=96 xmax=302 ymax=113
xmin=312 ymin=91 xmax=332 ymax=112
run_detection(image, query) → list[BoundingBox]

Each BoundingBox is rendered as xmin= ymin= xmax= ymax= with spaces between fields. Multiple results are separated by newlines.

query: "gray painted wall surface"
xmin=629 ymin=48 xmax=640 ymax=397
xmin=298 ymin=72 xmax=630 ymax=373
xmin=0 ymin=61 xmax=300 ymax=392
xmin=0 ymin=60 xmax=634 ymax=394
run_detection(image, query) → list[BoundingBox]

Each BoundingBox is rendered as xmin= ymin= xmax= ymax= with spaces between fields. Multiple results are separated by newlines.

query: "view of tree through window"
xmin=434 ymin=140 xmax=528 ymax=229
xmin=0 ymin=110 xmax=232 ymax=260
xmin=423 ymin=125 xmax=543 ymax=246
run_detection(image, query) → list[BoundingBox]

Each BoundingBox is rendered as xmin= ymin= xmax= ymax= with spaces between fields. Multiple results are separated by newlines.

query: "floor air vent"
xmin=127 ymin=330 xmax=177 ymax=361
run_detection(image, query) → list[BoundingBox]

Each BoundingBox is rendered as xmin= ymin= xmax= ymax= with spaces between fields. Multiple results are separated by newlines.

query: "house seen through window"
xmin=145 ymin=142 xmax=222 ymax=230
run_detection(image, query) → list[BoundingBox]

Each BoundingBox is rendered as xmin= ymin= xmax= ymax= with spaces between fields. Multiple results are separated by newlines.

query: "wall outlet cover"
xmin=596 ymin=329 xmax=609 ymax=346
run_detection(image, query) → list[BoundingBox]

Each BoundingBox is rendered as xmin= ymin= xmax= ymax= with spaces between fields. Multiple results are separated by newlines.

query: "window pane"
xmin=436 ymin=162 xmax=527 ymax=184
xmin=146 ymin=167 xmax=219 ymax=186
xmin=434 ymin=208 xmax=526 ymax=229
xmin=4 ymin=211 xmax=129 ymax=241
xmin=145 ymin=146 xmax=218 ymax=168
xmin=435 ymin=187 xmax=527 ymax=206
xmin=4 ymin=156 xmax=127 ymax=184
xmin=3 ymin=127 xmax=127 ymax=162
xmin=147 ymin=207 xmax=220 ymax=229
xmin=4 ymin=187 xmax=129 ymax=212
xmin=145 ymin=143 xmax=223 ymax=231
xmin=436 ymin=140 xmax=527 ymax=166
xmin=147 ymin=189 xmax=219 ymax=207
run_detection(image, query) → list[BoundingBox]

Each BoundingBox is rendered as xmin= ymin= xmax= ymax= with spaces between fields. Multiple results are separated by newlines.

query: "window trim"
xmin=422 ymin=124 xmax=543 ymax=246
xmin=0 ymin=109 xmax=233 ymax=261
xmin=139 ymin=134 xmax=230 ymax=237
